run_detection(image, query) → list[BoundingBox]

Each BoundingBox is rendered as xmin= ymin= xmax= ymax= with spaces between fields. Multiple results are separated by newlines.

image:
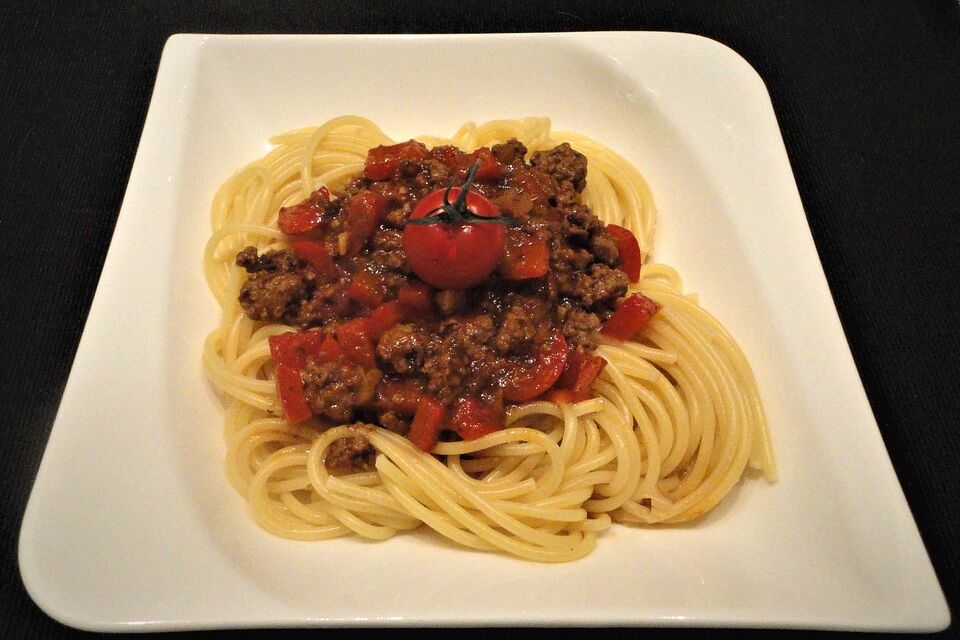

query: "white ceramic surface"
xmin=18 ymin=33 xmax=949 ymax=631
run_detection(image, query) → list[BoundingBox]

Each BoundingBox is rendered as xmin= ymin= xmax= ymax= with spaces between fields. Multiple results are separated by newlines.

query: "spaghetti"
xmin=202 ymin=116 xmax=774 ymax=562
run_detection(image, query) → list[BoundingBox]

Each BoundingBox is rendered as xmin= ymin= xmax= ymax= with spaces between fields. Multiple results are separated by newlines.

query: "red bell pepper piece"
xmin=277 ymin=186 xmax=330 ymax=235
xmin=343 ymin=191 xmax=388 ymax=257
xmin=318 ymin=335 xmax=341 ymax=362
xmin=555 ymin=350 xmax=580 ymax=389
xmin=367 ymin=301 xmax=406 ymax=341
xmin=430 ymin=145 xmax=501 ymax=181
xmin=542 ymin=351 xmax=606 ymax=403
xmin=376 ymin=379 xmax=424 ymax=416
xmin=601 ymin=293 xmax=661 ymax=340
xmin=509 ymin=168 xmax=551 ymax=211
xmin=335 ymin=318 xmax=376 ymax=370
xmin=541 ymin=388 xmax=576 ymax=404
xmin=501 ymin=332 xmax=568 ymax=402
xmin=499 ymin=228 xmax=550 ymax=280
xmin=452 ymin=397 xmax=505 ymax=440
xmin=364 ymin=140 xmax=428 ymax=181
xmin=465 ymin=147 xmax=502 ymax=181
xmin=290 ymin=240 xmax=338 ymax=280
xmin=606 ymin=224 xmax=642 ymax=283
xmin=570 ymin=353 xmax=607 ymax=401
xmin=346 ymin=271 xmax=386 ymax=308
xmin=275 ymin=364 xmax=312 ymax=423
xmin=268 ymin=331 xmax=325 ymax=370
xmin=430 ymin=145 xmax=467 ymax=171
xmin=397 ymin=281 xmax=434 ymax=315
xmin=407 ymin=396 xmax=445 ymax=452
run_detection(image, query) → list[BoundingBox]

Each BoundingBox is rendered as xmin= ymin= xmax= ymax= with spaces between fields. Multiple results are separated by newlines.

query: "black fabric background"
xmin=1 ymin=1 xmax=957 ymax=637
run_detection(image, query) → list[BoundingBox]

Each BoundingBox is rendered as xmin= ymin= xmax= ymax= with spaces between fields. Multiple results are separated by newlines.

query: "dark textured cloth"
xmin=1 ymin=1 xmax=957 ymax=637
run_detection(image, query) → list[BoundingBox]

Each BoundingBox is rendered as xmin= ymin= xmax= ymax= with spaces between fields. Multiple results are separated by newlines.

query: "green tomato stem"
xmin=404 ymin=160 xmax=518 ymax=227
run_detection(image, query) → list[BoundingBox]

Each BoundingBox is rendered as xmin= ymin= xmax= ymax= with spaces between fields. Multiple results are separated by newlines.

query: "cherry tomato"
xmin=403 ymin=188 xmax=506 ymax=290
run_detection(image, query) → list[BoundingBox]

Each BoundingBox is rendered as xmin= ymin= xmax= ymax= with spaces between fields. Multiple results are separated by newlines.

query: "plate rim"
xmin=18 ymin=31 xmax=950 ymax=632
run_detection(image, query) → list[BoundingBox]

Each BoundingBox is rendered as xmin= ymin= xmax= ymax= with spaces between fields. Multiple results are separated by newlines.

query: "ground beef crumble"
xmin=325 ymin=432 xmax=377 ymax=474
xmin=236 ymin=139 xmax=638 ymax=471
xmin=301 ymin=361 xmax=379 ymax=423
xmin=236 ymin=248 xmax=316 ymax=323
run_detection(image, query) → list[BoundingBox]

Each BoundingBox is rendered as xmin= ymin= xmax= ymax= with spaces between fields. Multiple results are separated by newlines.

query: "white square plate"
xmin=18 ymin=33 xmax=949 ymax=631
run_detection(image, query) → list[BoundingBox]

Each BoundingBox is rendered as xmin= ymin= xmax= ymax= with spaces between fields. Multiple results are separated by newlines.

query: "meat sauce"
xmin=236 ymin=138 xmax=655 ymax=470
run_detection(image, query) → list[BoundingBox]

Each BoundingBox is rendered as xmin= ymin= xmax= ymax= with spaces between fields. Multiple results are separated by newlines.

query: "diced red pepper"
xmin=407 ymin=396 xmax=445 ymax=452
xmin=275 ymin=364 xmax=312 ymax=423
xmin=318 ymin=335 xmax=341 ymax=362
xmin=364 ymin=140 xmax=429 ymax=181
xmin=465 ymin=147 xmax=503 ymax=181
xmin=601 ymin=293 xmax=661 ymax=340
xmin=499 ymin=228 xmax=550 ymax=280
xmin=606 ymin=224 xmax=642 ymax=283
xmin=277 ymin=186 xmax=330 ymax=235
xmin=494 ymin=189 xmax=535 ymax=218
xmin=430 ymin=145 xmax=502 ymax=181
xmin=346 ymin=271 xmax=386 ymax=308
xmin=555 ymin=350 xmax=580 ymax=389
xmin=397 ymin=281 xmax=434 ymax=315
xmin=430 ymin=145 xmax=467 ymax=171
xmin=452 ymin=397 xmax=505 ymax=440
xmin=508 ymin=168 xmax=552 ymax=212
xmin=501 ymin=332 xmax=568 ymax=402
xmin=290 ymin=240 xmax=338 ymax=280
xmin=367 ymin=301 xmax=406 ymax=340
xmin=344 ymin=191 xmax=388 ymax=257
xmin=335 ymin=318 xmax=376 ymax=370
xmin=541 ymin=352 xmax=606 ymax=403
xmin=569 ymin=353 xmax=607 ymax=401
xmin=376 ymin=379 xmax=424 ymax=416
xmin=268 ymin=331 xmax=325 ymax=370
xmin=541 ymin=388 xmax=576 ymax=404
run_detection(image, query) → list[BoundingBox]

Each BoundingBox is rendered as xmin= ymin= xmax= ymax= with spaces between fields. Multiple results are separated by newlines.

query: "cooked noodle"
xmin=202 ymin=116 xmax=774 ymax=562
